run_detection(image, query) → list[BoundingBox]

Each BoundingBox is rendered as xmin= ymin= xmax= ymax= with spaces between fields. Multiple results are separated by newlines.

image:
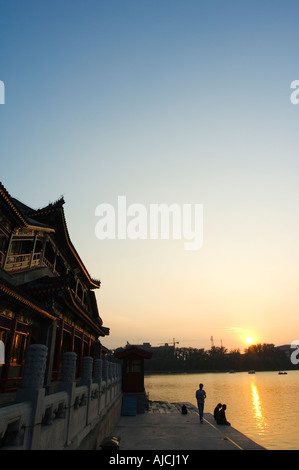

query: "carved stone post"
xmin=16 ymin=344 xmax=48 ymax=449
xmin=59 ymin=352 xmax=77 ymax=386
xmin=80 ymin=356 xmax=93 ymax=387
xmin=93 ymin=358 xmax=103 ymax=411
xmin=101 ymin=360 xmax=109 ymax=407
xmin=20 ymin=344 xmax=48 ymax=390
xmin=93 ymin=358 xmax=103 ymax=386
xmin=80 ymin=356 xmax=93 ymax=423
xmin=58 ymin=352 xmax=77 ymax=446
xmin=102 ymin=360 xmax=108 ymax=382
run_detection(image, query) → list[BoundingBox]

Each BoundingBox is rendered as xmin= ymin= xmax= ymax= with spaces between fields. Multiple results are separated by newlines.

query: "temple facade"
xmin=0 ymin=182 xmax=109 ymax=395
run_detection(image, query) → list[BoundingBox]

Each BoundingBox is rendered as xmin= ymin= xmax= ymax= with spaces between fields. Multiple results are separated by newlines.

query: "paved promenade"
xmin=111 ymin=401 xmax=266 ymax=450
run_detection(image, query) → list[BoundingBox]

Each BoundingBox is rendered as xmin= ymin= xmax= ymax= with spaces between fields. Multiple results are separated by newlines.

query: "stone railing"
xmin=0 ymin=345 xmax=122 ymax=450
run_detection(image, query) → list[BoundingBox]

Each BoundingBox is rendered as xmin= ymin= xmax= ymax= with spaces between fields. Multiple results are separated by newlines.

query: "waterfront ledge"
xmin=110 ymin=400 xmax=267 ymax=450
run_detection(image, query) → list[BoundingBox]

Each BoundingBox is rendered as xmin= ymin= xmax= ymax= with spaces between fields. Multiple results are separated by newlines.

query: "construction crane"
xmin=210 ymin=336 xmax=224 ymax=348
xmin=158 ymin=338 xmax=180 ymax=348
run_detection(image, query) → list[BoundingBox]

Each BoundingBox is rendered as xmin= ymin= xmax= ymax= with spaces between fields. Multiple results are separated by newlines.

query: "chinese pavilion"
xmin=0 ymin=182 xmax=109 ymax=394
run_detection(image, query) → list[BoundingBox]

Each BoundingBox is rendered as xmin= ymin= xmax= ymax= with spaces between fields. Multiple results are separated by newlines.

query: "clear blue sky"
xmin=1 ymin=0 xmax=299 ymax=351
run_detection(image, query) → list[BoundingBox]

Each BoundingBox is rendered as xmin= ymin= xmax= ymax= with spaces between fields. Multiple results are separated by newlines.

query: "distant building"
xmin=114 ymin=345 xmax=152 ymax=414
xmin=0 ymin=182 xmax=109 ymax=394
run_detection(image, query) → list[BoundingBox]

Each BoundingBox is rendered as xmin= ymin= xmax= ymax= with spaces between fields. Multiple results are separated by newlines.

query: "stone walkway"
xmin=147 ymin=401 xmax=198 ymax=414
xmin=110 ymin=401 xmax=266 ymax=450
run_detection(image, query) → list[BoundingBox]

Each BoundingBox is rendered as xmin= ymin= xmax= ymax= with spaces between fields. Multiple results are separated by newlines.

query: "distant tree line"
xmin=107 ymin=344 xmax=298 ymax=372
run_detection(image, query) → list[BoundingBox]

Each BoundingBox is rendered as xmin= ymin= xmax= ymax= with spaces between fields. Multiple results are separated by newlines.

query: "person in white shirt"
xmin=195 ymin=383 xmax=206 ymax=423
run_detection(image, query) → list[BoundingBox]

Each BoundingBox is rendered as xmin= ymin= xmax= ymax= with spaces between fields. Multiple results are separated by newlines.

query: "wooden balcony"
xmin=4 ymin=252 xmax=42 ymax=272
xmin=2 ymin=251 xmax=88 ymax=309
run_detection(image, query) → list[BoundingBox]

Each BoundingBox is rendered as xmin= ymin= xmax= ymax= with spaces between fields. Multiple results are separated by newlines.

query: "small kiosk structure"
xmin=114 ymin=345 xmax=152 ymax=415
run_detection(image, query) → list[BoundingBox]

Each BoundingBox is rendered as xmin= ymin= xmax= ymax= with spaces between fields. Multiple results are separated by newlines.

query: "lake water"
xmin=144 ymin=370 xmax=299 ymax=450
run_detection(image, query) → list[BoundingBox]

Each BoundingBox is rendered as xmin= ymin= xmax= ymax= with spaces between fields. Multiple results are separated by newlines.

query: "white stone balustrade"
xmin=0 ymin=345 xmax=122 ymax=450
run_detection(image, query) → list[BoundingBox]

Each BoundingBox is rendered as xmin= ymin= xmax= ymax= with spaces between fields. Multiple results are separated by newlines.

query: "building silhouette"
xmin=0 ymin=182 xmax=109 ymax=396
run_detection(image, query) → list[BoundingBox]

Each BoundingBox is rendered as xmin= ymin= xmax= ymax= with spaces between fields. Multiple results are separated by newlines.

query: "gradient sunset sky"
xmin=1 ymin=0 xmax=299 ymax=351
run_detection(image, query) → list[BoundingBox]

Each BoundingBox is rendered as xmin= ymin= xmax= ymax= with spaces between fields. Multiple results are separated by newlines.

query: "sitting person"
xmin=216 ymin=404 xmax=230 ymax=426
xmin=213 ymin=403 xmax=222 ymax=421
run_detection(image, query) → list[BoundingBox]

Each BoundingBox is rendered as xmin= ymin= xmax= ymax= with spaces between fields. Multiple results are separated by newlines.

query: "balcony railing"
xmin=5 ymin=252 xmax=42 ymax=272
xmin=3 ymin=252 xmax=87 ymax=308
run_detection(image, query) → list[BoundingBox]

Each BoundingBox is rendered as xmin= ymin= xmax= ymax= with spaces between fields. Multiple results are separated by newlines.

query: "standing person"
xmin=195 ymin=383 xmax=206 ymax=423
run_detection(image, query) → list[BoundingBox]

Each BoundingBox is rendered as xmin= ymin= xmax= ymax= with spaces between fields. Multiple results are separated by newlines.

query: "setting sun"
xmin=245 ymin=337 xmax=253 ymax=345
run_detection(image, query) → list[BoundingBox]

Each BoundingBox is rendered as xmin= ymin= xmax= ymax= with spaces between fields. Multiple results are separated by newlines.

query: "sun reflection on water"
xmin=250 ymin=381 xmax=267 ymax=434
